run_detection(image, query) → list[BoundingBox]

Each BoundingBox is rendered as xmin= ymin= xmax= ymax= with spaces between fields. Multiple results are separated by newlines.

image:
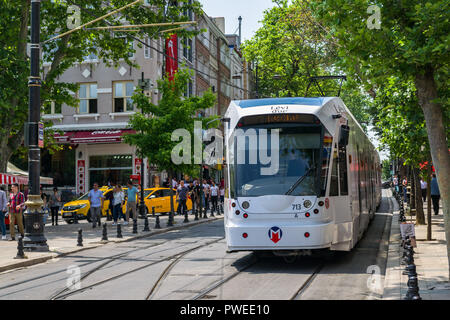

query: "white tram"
xmin=223 ymin=97 xmax=381 ymax=254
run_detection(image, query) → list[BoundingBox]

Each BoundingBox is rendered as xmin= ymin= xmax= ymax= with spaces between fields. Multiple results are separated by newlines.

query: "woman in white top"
xmin=112 ymin=185 xmax=125 ymax=225
xmin=420 ymin=179 xmax=427 ymax=202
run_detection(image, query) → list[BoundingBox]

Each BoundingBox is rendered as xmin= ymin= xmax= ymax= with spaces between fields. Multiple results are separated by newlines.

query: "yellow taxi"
xmin=61 ymin=187 xmax=192 ymax=224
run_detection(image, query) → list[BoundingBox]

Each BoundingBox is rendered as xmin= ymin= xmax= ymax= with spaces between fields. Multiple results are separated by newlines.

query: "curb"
xmin=382 ymin=194 xmax=403 ymax=300
xmin=0 ymin=216 xmax=224 ymax=274
xmin=367 ymin=195 xmax=393 ymax=299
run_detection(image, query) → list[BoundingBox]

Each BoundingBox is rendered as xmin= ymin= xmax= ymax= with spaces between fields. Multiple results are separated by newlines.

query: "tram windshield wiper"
xmin=285 ymin=165 xmax=316 ymax=196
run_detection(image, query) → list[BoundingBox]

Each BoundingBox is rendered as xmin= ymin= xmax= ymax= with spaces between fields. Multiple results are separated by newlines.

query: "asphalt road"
xmin=0 ymin=192 xmax=392 ymax=300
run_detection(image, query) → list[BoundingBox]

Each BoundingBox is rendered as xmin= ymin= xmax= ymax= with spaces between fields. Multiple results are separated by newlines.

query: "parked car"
xmin=60 ymin=187 xmax=192 ymax=224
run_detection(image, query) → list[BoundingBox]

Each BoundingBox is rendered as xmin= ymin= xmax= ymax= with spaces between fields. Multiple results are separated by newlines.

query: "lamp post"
xmin=23 ymin=0 xmax=49 ymax=252
xmin=139 ymin=72 xmax=147 ymax=226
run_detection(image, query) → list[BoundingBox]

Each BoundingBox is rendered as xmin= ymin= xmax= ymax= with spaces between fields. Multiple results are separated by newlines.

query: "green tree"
xmin=242 ymin=0 xmax=373 ymax=130
xmin=124 ymin=68 xmax=217 ymax=218
xmin=0 ymin=0 xmax=202 ymax=172
xmin=311 ymin=0 xmax=450 ymax=278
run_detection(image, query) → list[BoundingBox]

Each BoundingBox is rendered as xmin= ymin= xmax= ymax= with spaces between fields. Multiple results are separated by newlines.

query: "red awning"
xmin=55 ymin=129 xmax=135 ymax=144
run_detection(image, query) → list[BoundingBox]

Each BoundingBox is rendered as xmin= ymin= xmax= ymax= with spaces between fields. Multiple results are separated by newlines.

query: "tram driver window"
xmin=329 ymin=147 xmax=339 ymax=196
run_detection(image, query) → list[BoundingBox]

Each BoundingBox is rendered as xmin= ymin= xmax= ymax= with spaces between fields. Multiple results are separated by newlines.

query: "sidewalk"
xmin=0 ymin=212 xmax=223 ymax=273
xmin=383 ymin=192 xmax=450 ymax=299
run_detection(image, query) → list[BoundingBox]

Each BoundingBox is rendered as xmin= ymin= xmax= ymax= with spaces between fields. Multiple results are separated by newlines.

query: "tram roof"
xmin=234 ymin=97 xmax=332 ymax=108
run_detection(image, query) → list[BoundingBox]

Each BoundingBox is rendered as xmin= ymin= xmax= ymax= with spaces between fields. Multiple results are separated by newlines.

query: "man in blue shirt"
xmin=430 ymin=174 xmax=440 ymax=215
xmin=125 ymin=181 xmax=139 ymax=225
xmin=88 ymin=183 xmax=104 ymax=228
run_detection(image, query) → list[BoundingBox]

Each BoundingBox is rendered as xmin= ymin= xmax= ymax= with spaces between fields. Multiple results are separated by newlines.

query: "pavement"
xmin=383 ymin=190 xmax=450 ymax=299
xmin=0 ymin=211 xmax=224 ymax=273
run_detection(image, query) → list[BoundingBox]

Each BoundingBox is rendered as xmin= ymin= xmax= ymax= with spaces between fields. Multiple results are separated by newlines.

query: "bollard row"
xmin=402 ymin=237 xmax=421 ymax=300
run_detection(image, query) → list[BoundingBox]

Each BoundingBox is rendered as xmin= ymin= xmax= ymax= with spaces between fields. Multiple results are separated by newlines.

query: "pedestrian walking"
xmin=402 ymin=177 xmax=408 ymax=202
xmin=210 ymin=181 xmax=219 ymax=215
xmin=220 ymin=185 xmax=225 ymax=212
xmin=40 ymin=187 xmax=49 ymax=225
xmin=393 ymin=175 xmax=399 ymax=194
xmin=203 ymin=179 xmax=210 ymax=213
xmin=176 ymin=180 xmax=189 ymax=216
xmin=0 ymin=186 xmax=8 ymax=240
xmin=88 ymin=183 xmax=104 ymax=228
xmin=6 ymin=183 xmax=25 ymax=241
xmin=420 ymin=178 xmax=427 ymax=203
xmin=49 ymin=187 xmax=61 ymax=226
xmin=105 ymin=187 xmax=114 ymax=221
xmin=112 ymin=185 xmax=125 ymax=226
xmin=124 ymin=181 xmax=138 ymax=225
xmin=430 ymin=174 xmax=440 ymax=215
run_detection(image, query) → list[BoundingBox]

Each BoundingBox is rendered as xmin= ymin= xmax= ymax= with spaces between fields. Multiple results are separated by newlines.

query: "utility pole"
xmin=238 ymin=16 xmax=242 ymax=49
xmin=23 ymin=0 xmax=49 ymax=252
xmin=139 ymin=72 xmax=146 ymax=224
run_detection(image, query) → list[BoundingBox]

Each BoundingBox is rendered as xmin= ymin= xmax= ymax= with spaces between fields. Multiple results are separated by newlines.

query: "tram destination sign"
xmin=239 ymin=114 xmax=318 ymax=126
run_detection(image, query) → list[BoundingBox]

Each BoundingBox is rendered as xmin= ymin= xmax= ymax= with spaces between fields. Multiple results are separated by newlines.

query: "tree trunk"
xmin=415 ymin=65 xmax=450 ymax=281
xmin=414 ymin=168 xmax=425 ymax=225
xmin=427 ymin=160 xmax=432 ymax=241
xmin=409 ymin=167 xmax=415 ymax=210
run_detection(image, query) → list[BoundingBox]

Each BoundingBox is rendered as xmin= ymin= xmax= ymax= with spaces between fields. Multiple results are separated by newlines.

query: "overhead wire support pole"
xmin=87 ymin=21 xmax=197 ymax=31
xmin=43 ymin=0 xmax=143 ymax=44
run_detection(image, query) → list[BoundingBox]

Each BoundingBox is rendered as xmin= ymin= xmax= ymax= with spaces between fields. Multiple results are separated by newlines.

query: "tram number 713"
xmin=292 ymin=204 xmax=302 ymax=211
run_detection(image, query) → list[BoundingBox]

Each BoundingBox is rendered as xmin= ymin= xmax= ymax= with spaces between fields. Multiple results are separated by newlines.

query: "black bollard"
xmin=203 ymin=206 xmax=208 ymax=219
xmin=77 ymin=229 xmax=83 ymax=247
xmin=155 ymin=214 xmax=161 ymax=229
xmin=194 ymin=201 xmax=199 ymax=221
xmin=183 ymin=207 xmax=189 ymax=223
xmin=102 ymin=223 xmax=108 ymax=241
xmin=133 ymin=219 xmax=138 ymax=234
xmin=74 ymin=212 xmax=79 ymax=224
xmin=167 ymin=212 xmax=174 ymax=227
xmin=143 ymin=214 xmax=150 ymax=232
xmin=404 ymin=275 xmax=421 ymax=300
xmin=117 ymin=224 xmax=123 ymax=238
xmin=152 ymin=207 xmax=155 ymax=217
xmin=14 ymin=236 xmax=27 ymax=259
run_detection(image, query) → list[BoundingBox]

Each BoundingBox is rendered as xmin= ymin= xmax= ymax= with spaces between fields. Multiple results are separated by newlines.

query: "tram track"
xmin=51 ymin=237 xmax=225 ymax=300
xmin=289 ymin=263 xmax=324 ymax=300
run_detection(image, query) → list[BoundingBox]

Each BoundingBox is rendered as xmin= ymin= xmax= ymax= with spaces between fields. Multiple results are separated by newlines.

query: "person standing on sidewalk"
xmin=219 ymin=185 xmax=225 ymax=213
xmin=210 ymin=181 xmax=219 ymax=215
xmin=0 ymin=186 xmax=7 ymax=240
xmin=112 ymin=185 xmax=125 ymax=226
xmin=420 ymin=178 xmax=427 ymax=203
xmin=430 ymin=174 xmax=440 ymax=215
xmin=88 ymin=183 xmax=104 ymax=228
xmin=6 ymin=183 xmax=25 ymax=241
xmin=176 ymin=180 xmax=189 ymax=216
xmin=203 ymin=179 xmax=210 ymax=214
xmin=49 ymin=187 xmax=61 ymax=226
xmin=393 ymin=175 xmax=399 ymax=194
xmin=125 ymin=181 xmax=138 ymax=225
xmin=402 ymin=177 xmax=408 ymax=202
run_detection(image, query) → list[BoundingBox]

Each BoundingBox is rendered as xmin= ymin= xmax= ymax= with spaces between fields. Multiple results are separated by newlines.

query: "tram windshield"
xmin=230 ymin=125 xmax=322 ymax=197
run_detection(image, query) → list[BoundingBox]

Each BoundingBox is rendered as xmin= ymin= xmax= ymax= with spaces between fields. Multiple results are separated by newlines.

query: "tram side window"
xmin=320 ymin=132 xmax=333 ymax=196
xmin=329 ymin=147 xmax=339 ymax=196
xmin=338 ymin=146 xmax=349 ymax=195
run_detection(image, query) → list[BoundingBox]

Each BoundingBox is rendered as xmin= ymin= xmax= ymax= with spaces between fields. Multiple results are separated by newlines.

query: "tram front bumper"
xmin=225 ymin=221 xmax=334 ymax=251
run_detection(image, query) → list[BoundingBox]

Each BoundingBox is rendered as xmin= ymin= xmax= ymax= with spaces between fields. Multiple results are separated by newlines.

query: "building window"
xmin=89 ymin=155 xmax=133 ymax=187
xmin=183 ymin=0 xmax=193 ymax=21
xmin=184 ymin=79 xmax=193 ymax=98
xmin=182 ymin=38 xmax=193 ymax=62
xmin=78 ymin=83 xmax=97 ymax=114
xmin=144 ymin=37 xmax=152 ymax=59
xmin=114 ymin=81 xmax=135 ymax=112
xmin=44 ymin=101 xmax=62 ymax=114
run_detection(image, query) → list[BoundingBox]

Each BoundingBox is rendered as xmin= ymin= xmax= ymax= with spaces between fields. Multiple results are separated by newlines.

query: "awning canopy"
xmin=1 ymin=162 xmax=54 ymax=185
xmin=54 ymin=129 xmax=135 ymax=144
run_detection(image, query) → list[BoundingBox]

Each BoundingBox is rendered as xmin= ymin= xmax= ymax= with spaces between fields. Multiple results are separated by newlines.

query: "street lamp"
xmin=138 ymin=72 xmax=147 ymax=227
xmin=23 ymin=0 xmax=49 ymax=252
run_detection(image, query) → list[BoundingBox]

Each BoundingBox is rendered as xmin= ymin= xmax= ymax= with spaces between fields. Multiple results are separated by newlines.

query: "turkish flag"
xmin=165 ymin=34 xmax=178 ymax=82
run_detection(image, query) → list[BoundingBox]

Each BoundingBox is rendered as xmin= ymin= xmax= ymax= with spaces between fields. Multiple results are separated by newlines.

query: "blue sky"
xmin=198 ymin=0 xmax=275 ymax=41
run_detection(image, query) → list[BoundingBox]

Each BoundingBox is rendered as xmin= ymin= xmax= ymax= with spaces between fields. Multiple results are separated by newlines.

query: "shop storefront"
xmin=54 ymin=129 xmax=149 ymax=196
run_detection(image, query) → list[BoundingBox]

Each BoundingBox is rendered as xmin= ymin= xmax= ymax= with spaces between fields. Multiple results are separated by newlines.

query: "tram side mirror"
xmin=338 ymin=125 xmax=350 ymax=147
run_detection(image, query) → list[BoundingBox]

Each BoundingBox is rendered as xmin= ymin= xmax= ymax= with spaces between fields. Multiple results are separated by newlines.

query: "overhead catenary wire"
xmin=54 ymin=0 xmax=251 ymax=95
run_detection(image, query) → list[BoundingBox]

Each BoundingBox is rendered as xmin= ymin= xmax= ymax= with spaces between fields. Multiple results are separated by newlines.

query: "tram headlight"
xmin=303 ymin=200 xmax=312 ymax=209
xmin=242 ymin=201 xmax=250 ymax=209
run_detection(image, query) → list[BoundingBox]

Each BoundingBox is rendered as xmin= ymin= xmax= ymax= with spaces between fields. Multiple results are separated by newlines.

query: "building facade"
xmin=44 ymin=8 xmax=249 ymax=192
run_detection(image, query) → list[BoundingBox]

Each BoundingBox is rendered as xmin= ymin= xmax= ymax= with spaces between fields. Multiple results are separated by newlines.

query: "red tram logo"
xmin=268 ymin=227 xmax=283 ymax=244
